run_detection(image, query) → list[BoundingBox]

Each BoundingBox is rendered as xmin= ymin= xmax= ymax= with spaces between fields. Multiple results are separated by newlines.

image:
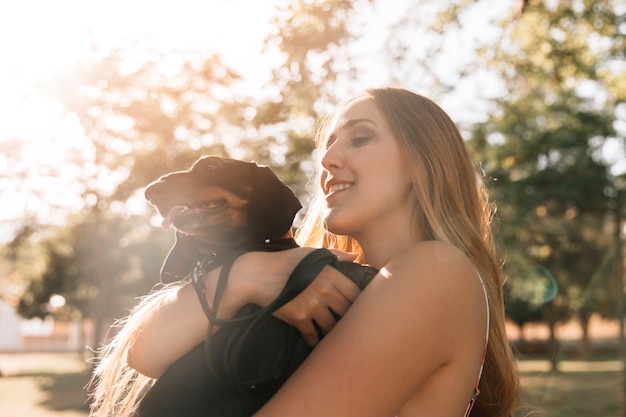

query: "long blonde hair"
xmin=87 ymin=284 xmax=182 ymax=417
xmin=296 ymin=87 xmax=519 ymax=417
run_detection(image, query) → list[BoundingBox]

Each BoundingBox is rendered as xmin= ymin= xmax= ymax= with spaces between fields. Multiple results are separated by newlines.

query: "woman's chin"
xmin=323 ymin=209 xmax=356 ymax=236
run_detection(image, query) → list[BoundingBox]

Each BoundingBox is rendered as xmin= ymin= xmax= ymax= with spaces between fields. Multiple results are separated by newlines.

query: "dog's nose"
xmin=145 ymin=182 xmax=167 ymax=200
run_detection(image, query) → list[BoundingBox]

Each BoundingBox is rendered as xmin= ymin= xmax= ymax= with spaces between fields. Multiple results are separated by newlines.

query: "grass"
xmin=0 ymin=351 xmax=624 ymax=416
xmin=517 ymin=360 xmax=623 ymax=416
xmin=0 ymin=352 xmax=91 ymax=417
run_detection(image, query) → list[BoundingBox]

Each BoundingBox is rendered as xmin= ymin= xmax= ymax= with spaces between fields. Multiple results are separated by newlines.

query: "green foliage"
xmin=265 ymin=0 xmax=370 ymax=118
xmin=41 ymin=46 xmax=239 ymax=203
xmin=465 ymin=0 xmax=625 ymax=328
xmin=6 ymin=0 xmax=371 ymax=339
xmin=9 ymin=0 xmax=622 ymax=343
xmin=418 ymin=0 xmax=626 ymax=330
xmin=10 ymin=211 xmax=171 ymax=323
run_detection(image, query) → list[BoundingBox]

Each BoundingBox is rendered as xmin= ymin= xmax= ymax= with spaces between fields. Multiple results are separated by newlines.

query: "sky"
xmin=0 ymin=0 xmax=282 ymax=142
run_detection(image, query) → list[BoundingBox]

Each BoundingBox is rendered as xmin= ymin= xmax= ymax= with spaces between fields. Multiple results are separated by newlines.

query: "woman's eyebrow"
xmin=325 ymin=118 xmax=376 ymax=148
xmin=340 ymin=118 xmax=377 ymax=129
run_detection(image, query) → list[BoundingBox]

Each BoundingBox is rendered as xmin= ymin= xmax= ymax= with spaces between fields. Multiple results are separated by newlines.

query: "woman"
xmin=90 ymin=87 xmax=519 ymax=417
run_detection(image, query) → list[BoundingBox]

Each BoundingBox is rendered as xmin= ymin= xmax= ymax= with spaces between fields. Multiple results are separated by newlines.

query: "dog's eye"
xmin=202 ymin=200 xmax=226 ymax=209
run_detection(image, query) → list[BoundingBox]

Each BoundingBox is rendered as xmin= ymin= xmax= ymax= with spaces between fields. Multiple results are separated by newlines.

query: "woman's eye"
xmin=351 ymin=135 xmax=371 ymax=146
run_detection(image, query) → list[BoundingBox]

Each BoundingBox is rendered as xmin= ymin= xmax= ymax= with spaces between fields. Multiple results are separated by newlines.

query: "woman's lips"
xmin=328 ymin=183 xmax=352 ymax=195
xmin=325 ymin=182 xmax=353 ymax=200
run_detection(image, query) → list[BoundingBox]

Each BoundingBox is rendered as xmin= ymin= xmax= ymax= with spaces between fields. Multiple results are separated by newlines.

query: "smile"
xmin=328 ymin=183 xmax=353 ymax=193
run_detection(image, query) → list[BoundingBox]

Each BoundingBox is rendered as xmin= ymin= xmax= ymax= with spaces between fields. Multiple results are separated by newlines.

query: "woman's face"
xmin=320 ymin=96 xmax=415 ymax=240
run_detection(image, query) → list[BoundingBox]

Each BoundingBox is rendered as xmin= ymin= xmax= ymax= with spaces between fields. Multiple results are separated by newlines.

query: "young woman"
xmin=90 ymin=87 xmax=519 ymax=417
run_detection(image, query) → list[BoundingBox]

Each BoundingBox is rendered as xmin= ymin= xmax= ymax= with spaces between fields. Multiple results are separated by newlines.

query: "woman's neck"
xmin=357 ymin=228 xmax=418 ymax=270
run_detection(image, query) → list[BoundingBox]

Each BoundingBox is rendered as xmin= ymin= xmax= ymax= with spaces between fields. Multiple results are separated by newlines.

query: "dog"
xmin=136 ymin=156 xmax=377 ymax=417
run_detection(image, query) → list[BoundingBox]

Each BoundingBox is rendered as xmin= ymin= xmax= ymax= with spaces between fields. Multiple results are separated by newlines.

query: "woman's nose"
xmin=321 ymin=142 xmax=343 ymax=170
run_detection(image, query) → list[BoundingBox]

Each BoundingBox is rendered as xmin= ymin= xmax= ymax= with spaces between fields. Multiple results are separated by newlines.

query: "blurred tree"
xmin=476 ymin=94 xmax=617 ymax=344
xmin=464 ymin=0 xmax=624 ymax=374
xmin=37 ymin=45 xmax=242 ymax=345
xmin=0 ymin=222 xmax=45 ymax=311
xmin=8 ymin=212 xmax=171 ymax=344
xmin=12 ymin=0 xmax=374 ymax=346
xmin=45 ymin=45 xmax=238 ymax=202
xmin=385 ymin=0 xmax=625 ymax=371
xmin=227 ymin=0 xmax=374 ymax=201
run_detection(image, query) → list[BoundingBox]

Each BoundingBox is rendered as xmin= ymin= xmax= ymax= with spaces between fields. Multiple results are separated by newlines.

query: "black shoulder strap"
xmin=193 ymin=249 xmax=338 ymax=328
xmin=198 ymin=249 xmax=339 ymax=392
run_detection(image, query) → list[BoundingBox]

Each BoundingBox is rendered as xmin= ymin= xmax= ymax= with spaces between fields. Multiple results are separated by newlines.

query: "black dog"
xmin=136 ymin=156 xmax=377 ymax=417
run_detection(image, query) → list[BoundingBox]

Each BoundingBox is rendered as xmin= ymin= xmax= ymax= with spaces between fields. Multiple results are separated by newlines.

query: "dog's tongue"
xmin=161 ymin=205 xmax=188 ymax=230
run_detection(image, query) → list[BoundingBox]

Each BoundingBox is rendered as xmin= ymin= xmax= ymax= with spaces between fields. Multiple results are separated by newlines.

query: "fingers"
xmin=309 ymin=268 xmax=357 ymax=317
xmin=325 ymin=266 xmax=362 ymax=304
xmin=274 ymin=299 xmax=328 ymax=347
xmin=274 ymin=265 xmax=361 ymax=347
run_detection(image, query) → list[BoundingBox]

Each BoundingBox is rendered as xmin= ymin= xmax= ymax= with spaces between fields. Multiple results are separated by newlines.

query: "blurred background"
xmin=0 ymin=0 xmax=624 ymax=415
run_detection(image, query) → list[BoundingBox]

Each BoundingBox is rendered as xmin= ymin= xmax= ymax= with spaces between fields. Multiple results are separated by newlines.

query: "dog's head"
xmin=145 ymin=156 xmax=302 ymax=283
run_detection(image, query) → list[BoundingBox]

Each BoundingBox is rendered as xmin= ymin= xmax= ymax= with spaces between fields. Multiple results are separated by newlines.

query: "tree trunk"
xmin=612 ymin=200 xmax=625 ymax=417
xmin=545 ymin=302 xmax=560 ymax=372
xmin=579 ymin=313 xmax=592 ymax=359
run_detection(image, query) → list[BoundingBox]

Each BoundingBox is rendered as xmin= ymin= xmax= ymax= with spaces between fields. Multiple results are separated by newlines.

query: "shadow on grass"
xmin=39 ymin=372 xmax=91 ymax=412
xmin=519 ymin=368 xmax=622 ymax=417
xmin=11 ymin=371 xmax=93 ymax=413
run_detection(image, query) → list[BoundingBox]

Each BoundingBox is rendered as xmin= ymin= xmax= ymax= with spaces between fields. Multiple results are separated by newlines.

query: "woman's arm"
xmin=126 ymin=283 xmax=207 ymax=378
xmin=253 ymin=241 xmax=489 ymax=417
xmin=127 ymin=247 xmax=362 ymax=378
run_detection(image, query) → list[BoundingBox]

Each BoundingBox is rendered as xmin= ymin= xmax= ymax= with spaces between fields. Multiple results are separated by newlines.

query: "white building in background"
xmin=0 ymin=298 xmax=92 ymax=352
xmin=0 ymin=298 xmax=20 ymax=350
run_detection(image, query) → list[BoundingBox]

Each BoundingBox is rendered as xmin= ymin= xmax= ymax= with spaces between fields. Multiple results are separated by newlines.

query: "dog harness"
xmin=463 ymin=272 xmax=490 ymax=417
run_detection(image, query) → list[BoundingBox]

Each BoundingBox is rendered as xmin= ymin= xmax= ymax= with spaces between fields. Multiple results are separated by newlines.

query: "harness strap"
xmin=193 ymin=248 xmax=339 ymax=393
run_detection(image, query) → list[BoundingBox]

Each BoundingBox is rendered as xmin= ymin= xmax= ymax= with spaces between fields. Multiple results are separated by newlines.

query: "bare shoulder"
xmin=254 ymin=240 xmax=487 ymax=417
xmin=347 ymin=240 xmax=485 ymax=348
xmin=380 ymin=240 xmax=477 ymax=290
xmin=362 ymin=240 xmax=487 ymax=356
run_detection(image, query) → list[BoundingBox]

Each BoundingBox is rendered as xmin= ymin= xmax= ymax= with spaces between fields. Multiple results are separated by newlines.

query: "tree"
xmin=8 ymin=211 xmax=171 ymax=343
xmin=231 ymin=0 xmax=374 ymax=201
xmin=8 ymin=45 xmax=242 ymax=345
xmin=384 ymin=0 xmax=625 ymax=375
xmin=11 ymin=0 xmax=375 ymax=346
xmin=44 ymin=45 xmax=241 ymax=201
xmin=481 ymin=0 xmax=624 ymax=347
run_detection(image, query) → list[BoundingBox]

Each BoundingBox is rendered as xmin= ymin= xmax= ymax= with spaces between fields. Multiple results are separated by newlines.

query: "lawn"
xmin=0 ymin=351 xmax=623 ymax=416
xmin=517 ymin=359 xmax=623 ymax=416
xmin=0 ymin=352 xmax=91 ymax=417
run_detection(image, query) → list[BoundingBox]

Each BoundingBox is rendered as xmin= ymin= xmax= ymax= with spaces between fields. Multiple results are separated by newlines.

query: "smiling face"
xmin=319 ymin=96 xmax=416 ymax=244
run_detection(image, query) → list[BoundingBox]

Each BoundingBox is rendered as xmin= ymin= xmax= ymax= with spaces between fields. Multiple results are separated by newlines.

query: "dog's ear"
xmin=247 ymin=166 xmax=302 ymax=240
xmin=160 ymin=232 xmax=204 ymax=283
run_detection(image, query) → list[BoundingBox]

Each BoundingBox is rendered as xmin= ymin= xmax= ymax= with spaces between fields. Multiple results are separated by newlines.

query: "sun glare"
xmin=0 ymin=0 xmax=277 ymax=237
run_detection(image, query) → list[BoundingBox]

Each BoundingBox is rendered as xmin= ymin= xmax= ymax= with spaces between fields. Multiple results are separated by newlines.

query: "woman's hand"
xmin=218 ymin=248 xmax=362 ymax=347
xmin=273 ymin=263 xmax=362 ymax=347
xmin=127 ymin=247 xmax=361 ymax=377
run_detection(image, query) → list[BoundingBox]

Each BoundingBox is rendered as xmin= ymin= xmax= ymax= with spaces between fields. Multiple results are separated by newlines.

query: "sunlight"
xmin=0 ymin=0 xmax=278 ymax=129
xmin=0 ymin=0 xmax=278 ymax=230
